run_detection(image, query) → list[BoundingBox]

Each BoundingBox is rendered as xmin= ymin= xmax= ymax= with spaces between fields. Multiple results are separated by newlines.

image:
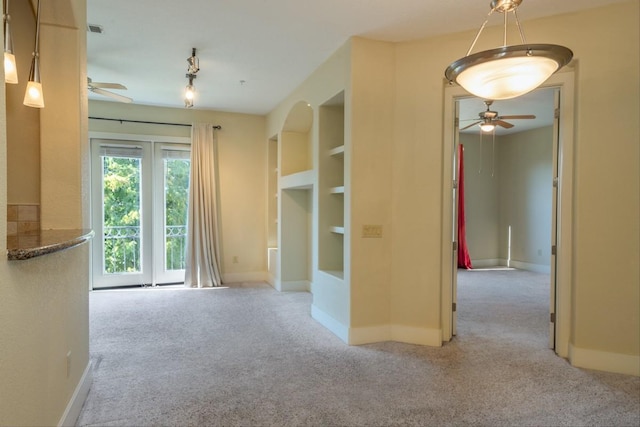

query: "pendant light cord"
xmin=33 ymin=0 xmax=41 ymax=55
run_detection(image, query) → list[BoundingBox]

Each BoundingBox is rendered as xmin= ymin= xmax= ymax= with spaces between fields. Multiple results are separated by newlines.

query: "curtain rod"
xmin=89 ymin=116 xmax=222 ymax=130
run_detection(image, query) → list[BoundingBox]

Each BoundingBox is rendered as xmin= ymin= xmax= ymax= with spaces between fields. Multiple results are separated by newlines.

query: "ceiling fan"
xmin=88 ymin=78 xmax=132 ymax=103
xmin=461 ymin=100 xmax=535 ymax=132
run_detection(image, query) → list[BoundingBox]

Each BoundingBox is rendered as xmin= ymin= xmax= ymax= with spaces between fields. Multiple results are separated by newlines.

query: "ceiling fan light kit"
xmin=460 ymin=99 xmax=536 ymax=133
xmin=445 ymin=0 xmax=573 ymax=100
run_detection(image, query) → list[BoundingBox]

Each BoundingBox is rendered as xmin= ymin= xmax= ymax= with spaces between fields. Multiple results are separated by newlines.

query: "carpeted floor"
xmin=77 ymin=270 xmax=640 ymax=426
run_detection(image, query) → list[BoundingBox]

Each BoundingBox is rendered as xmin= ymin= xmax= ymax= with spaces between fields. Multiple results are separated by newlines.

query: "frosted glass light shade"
xmin=23 ymin=80 xmax=44 ymax=108
xmin=4 ymin=52 xmax=18 ymax=84
xmin=446 ymin=44 xmax=573 ymax=100
xmin=480 ymin=123 xmax=495 ymax=132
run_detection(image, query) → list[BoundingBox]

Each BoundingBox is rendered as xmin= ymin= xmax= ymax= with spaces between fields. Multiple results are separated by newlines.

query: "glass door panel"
xmin=91 ymin=141 xmax=152 ymax=288
xmin=154 ymin=145 xmax=190 ymax=283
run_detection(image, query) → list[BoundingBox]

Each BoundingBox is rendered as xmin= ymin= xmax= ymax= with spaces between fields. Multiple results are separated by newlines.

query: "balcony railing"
xmin=103 ymin=225 xmax=187 ymax=274
xmin=103 ymin=225 xmax=140 ymax=274
xmin=166 ymin=225 xmax=187 ymax=270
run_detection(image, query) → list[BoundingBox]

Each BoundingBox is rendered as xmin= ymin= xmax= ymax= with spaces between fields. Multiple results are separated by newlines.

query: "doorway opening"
xmin=442 ymin=72 xmax=576 ymax=358
xmin=90 ymin=136 xmax=191 ymax=289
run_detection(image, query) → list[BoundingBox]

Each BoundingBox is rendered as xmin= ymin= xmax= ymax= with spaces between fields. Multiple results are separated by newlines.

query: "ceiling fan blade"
xmin=499 ymin=114 xmax=536 ymax=120
xmin=495 ymin=120 xmax=514 ymax=129
xmin=90 ymin=82 xmax=127 ymax=90
xmin=460 ymin=121 xmax=481 ymax=131
xmin=90 ymin=87 xmax=133 ymax=103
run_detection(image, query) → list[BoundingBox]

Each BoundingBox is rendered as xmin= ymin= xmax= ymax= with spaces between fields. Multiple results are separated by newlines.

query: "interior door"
xmin=153 ymin=144 xmax=191 ymax=284
xmin=549 ymin=89 xmax=561 ymax=349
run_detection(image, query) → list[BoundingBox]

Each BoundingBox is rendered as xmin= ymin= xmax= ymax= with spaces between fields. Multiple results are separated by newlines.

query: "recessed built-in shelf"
xmin=320 ymin=269 xmax=344 ymax=280
xmin=328 ymin=145 xmax=344 ymax=157
xmin=280 ymin=169 xmax=314 ymax=190
xmin=329 ymin=186 xmax=345 ymax=194
xmin=329 ymin=226 xmax=344 ymax=234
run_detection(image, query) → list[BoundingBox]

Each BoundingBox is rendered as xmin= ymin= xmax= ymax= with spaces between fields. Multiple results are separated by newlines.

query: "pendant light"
xmin=24 ymin=0 xmax=44 ymax=108
xmin=445 ymin=0 xmax=572 ymax=100
xmin=3 ymin=0 xmax=18 ymax=84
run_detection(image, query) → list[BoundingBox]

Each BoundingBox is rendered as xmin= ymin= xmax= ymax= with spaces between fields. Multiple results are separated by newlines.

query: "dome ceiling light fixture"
xmin=445 ymin=0 xmax=573 ymax=100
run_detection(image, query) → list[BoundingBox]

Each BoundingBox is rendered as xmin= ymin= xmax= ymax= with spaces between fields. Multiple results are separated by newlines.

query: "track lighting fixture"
xmin=3 ymin=0 xmax=18 ymax=84
xmin=184 ymin=47 xmax=199 ymax=108
xmin=24 ymin=0 xmax=44 ymax=108
xmin=445 ymin=0 xmax=572 ymax=100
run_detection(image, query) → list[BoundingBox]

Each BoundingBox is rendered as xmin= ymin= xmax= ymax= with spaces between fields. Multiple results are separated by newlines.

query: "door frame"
xmin=89 ymin=132 xmax=190 ymax=289
xmin=441 ymin=71 xmax=576 ymax=358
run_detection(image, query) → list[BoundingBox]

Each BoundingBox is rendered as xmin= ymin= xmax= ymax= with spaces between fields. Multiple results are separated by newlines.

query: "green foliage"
xmin=102 ymin=157 xmax=142 ymax=274
xmin=164 ymin=159 xmax=190 ymax=270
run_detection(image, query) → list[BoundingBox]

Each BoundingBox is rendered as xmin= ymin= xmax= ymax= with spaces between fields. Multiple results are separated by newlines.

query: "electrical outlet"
xmin=362 ymin=225 xmax=383 ymax=238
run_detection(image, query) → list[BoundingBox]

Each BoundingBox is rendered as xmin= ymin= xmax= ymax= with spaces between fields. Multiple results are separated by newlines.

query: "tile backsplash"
xmin=7 ymin=204 xmax=40 ymax=236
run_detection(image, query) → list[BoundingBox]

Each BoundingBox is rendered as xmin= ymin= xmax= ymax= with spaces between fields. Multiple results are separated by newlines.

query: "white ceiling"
xmin=87 ymin=0 xmax=623 ymax=117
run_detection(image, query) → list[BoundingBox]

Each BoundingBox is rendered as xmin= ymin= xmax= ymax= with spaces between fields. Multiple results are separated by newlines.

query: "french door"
xmin=91 ymin=138 xmax=190 ymax=289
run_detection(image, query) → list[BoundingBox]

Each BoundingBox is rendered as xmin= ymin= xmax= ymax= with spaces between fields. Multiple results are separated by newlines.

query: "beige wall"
xmin=349 ymin=38 xmax=395 ymax=329
xmin=0 ymin=1 xmax=91 ymax=426
xmin=393 ymin=1 xmax=639 ymax=361
xmin=89 ymin=101 xmax=267 ymax=279
xmin=498 ymin=127 xmax=553 ymax=268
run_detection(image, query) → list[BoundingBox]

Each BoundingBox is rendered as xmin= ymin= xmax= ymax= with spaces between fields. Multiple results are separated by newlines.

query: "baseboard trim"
xmin=311 ymin=304 xmax=349 ymax=343
xmin=222 ymin=271 xmax=268 ymax=284
xmin=470 ymin=259 xmax=503 ymax=268
xmin=58 ymin=361 xmax=93 ymax=427
xmin=569 ymin=344 xmax=640 ymax=376
xmin=509 ymin=260 xmax=550 ymax=274
xmin=279 ymin=280 xmax=310 ymax=292
xmin=349 ymin=324 xmax=442 ymax=346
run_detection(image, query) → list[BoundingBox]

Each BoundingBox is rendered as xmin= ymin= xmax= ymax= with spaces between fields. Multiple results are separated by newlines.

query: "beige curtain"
xmin=184 ymin=123 xmax=223 ymax=287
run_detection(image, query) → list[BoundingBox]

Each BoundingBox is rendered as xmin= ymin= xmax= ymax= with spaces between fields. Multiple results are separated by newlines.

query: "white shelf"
xmin=329 ymin=186 xmax=345 ymax=194
xmin=320 ymin=269 xmax=344 ymax=280
xmin=328 ymin=145 xmax=344 ymax=157
xmin=329 ymin=226 xmax=344 ymax=234
xmin=280 ymin=169 xmax=314 ymax=190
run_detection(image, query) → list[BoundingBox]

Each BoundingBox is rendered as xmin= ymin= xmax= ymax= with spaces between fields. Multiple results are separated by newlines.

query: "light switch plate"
xmin=362 ymin=225 xmax=383 ymax=238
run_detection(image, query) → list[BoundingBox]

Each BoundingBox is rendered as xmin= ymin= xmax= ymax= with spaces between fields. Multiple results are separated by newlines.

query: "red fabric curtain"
xmin=457 ymin=144 xmax=473 ymax=269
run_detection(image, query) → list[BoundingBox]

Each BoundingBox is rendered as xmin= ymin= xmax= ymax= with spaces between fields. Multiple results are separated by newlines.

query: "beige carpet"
xmin=77 ymin=270 xmax=639 ymax=426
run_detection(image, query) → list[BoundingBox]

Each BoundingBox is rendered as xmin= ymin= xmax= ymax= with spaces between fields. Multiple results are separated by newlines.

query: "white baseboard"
xmin=470 ymin=259 xmax=550 ymax=274
xmin=311 ymin=304 xmax=349 ymax=343
xmin=470 ymin=259 xmax=503 ymax=268
xmin=350 ymin=324 xmax=442 ymax=347
xmin=58 ymin=361 xmax=93 ymax=427
xmin=222 ymin=271 xmax=268 ymax=284
xmin=279 ymin=280 xmax=310 ymax=292
xmin=569 ymin=344 xmax=640 ymax=376
xmin=509 ymin=260 xmax=550 ymax=274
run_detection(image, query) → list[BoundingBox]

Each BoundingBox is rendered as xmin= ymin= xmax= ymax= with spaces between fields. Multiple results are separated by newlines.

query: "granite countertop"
xmin=7 ymin=229 xmax=94 ymax=261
